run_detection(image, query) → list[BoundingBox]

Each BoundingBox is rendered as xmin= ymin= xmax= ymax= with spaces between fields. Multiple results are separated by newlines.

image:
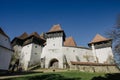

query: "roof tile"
xmin=49 ymin=24 xmax=63 ymax=32
xmin=64 ymin=37 xmax=77 ymax=47
xmin=89 ymin=34 xmax=110 ymax=44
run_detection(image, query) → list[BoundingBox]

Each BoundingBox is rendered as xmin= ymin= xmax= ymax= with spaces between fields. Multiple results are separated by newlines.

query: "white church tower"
xmin=41 ymin=24 xmax=66 ymax=68
xmin=12 ymin=32 xmax=45 ymax=70
xmin=21 ymin=32 xmax=45 ymax=70
xmin=88 ymin=34 xmax=114 ymax=64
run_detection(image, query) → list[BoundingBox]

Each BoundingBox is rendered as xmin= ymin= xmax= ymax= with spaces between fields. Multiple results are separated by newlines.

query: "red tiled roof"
xmin=0 ymin=27 xmax=9 ymax=38
xmin=89 ymin=34 xmax=110 ymax=44
xmin=70 ymin=61 xmax=116 ymax=66
xmin=49 ymin=24 xmax=63 ymax=32
xmin=64 ymin=37 xmax=77 ymax=47
xmin=18 ymin=32 xmax=28 ymax=39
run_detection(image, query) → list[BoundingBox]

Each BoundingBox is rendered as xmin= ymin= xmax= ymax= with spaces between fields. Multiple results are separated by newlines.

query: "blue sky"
xmin=0 ymin=0 xmax=120 ymax=47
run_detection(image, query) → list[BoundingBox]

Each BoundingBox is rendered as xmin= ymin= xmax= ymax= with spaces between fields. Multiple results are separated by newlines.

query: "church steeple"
xmin=46 ymin=24 xmax=66 ymax=40
xmin=45 ymin=24 xmax=66 ymax=47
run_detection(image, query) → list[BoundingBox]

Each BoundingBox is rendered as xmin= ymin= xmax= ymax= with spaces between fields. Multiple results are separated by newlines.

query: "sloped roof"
xmin=30 ymin=32 xmax=46 ymax=41
xmin=49 ymin=24 xmax=63 ymax=32
xmin=30 ymin=32 xmax=40 ymax=38
xmin=18 ymin=32 xmax=28 ymax=39
xmin=64 ymin=37 xmax=77 ymax=47
xmin=89 ymin=34 xmax=110 ymax=44
xmin=0 ymin=27 xmax=9 ymax=38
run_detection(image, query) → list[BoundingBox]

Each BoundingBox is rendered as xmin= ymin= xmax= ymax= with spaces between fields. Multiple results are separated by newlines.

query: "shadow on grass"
xmin=5 ymin=74 xmax=81 ymax=80
xmin=0 ymin=71 xmax=43 ymax=76
xmin=92 ymin=73 xmax=120 ymax=80
xmin=29 ymin=74 xmax=81 ymax=80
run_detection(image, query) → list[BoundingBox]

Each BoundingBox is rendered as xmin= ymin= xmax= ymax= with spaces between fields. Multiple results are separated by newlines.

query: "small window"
xmin=35 ymin=46 xmax=37 ymax=48
xmin=5 ymin=39 xmax=7 ymax=41
xmin=53 ymin=44 xmax=55 ymax=46
xmin=73 ymin=50 xmax=75 ymax=52
xmin=52 ymin=50 xmax=54 ymax=52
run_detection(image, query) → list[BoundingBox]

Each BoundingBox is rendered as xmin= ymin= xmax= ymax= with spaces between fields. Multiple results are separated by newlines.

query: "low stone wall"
xmin=70 ymin=62 xmax=120 ymax=73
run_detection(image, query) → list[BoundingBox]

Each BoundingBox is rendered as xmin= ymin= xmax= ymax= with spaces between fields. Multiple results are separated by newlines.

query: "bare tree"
xmin=107 ymin=14 xmax=120 ymax=54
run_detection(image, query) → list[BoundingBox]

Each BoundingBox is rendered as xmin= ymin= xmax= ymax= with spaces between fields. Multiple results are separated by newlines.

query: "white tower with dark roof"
xmin=41 ymin=24 xmax=66 ymax=68
xmin=12 ymin=32 xmax=45 ymax=70
xmin=46 ymin=24 xmax=66 ymax=47
xmin=88 ymin=34 xmax=114 ymax=63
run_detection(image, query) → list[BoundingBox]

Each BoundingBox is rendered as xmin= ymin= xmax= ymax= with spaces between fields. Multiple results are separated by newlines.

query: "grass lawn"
xmin=1 ymin=70 xmax=120 ymax=80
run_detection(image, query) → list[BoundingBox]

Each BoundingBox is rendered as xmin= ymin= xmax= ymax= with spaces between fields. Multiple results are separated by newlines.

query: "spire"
xmin=49 ymin=24 xmax=63 ymax=32
xmin=89 ymin=34 xmax=110 ymax=44
xmin=64 ymin=37 xmax=77 ymax=47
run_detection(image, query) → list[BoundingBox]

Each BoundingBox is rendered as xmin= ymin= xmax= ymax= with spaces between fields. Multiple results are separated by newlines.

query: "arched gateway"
xmin=49 ymin=59 xmax=59 ymax=68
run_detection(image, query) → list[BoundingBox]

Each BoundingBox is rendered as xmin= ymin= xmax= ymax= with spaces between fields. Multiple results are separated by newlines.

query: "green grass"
xmin=57 ymin=71 xmax=104 ymax=80
xmin=2 ymin=71 xmax=120 ymax=80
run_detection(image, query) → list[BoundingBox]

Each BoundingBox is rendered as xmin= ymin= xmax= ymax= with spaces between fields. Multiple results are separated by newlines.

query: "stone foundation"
xmin=70 ymin=61 xmax=120 ymax=73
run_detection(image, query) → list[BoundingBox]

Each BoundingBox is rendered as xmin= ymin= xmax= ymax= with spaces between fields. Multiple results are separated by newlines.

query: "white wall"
xmin=13 ymin=45 xmax=22 ymax=59
xmin=0 ymin=34 xmax=11 ymax=49
xmin=30 ymin=43 xmax=42 ymax=66
xmin=95 ymin=47 xmax=114 ymax=63
xmin=20 ymin=44 xmax=32 ymax=70
xmin=20 ymin=43 xmax=43 ymax=70
xmin=0 ymin=33 xmax=12 ymax=70
xmin=41 ymin=45 xmax=63 ymax=68
xmin=62 ymin=47 xmax=94 ymax=64
xmin=41 ymin=36 xmax=64 ymax=68
xmin=41 ymin=44 xmax=94 ymax=69
xmin=0 ymin=47 xmax=12 ymax=70
xmin=47 ymin=37 xmax=63 ymax=48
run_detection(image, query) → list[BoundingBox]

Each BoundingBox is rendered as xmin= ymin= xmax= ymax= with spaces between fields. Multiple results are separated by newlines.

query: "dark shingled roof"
xmin=12 ymin=32 xmax=46 ymax=46
xmin=18 ymin=32 xmax=28 ymax=39
xmin=30 ymin=32 xmax=40 ymax=38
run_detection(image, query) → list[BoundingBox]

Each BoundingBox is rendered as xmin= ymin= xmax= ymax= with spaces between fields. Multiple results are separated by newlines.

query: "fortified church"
xmin=11 ymin=24 xmax=119 ymax=72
